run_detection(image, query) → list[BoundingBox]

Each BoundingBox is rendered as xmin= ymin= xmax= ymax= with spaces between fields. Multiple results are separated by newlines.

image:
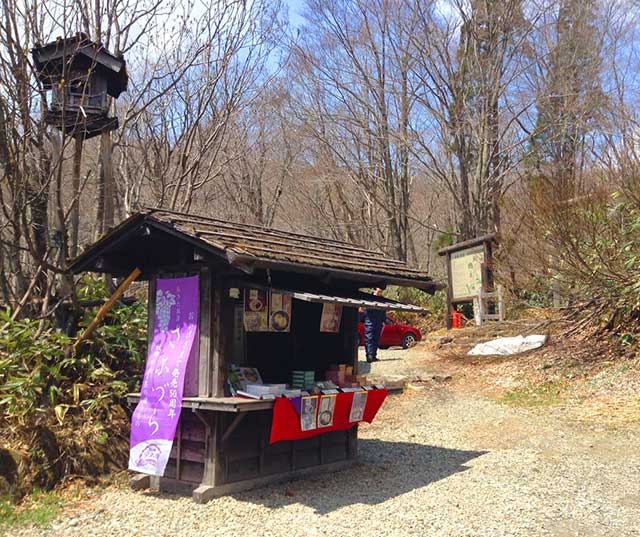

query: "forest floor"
xmin=5 ymin=322 xmax=640 ymax=537
xmin=366 ymin=318 xmax=640 ymax=428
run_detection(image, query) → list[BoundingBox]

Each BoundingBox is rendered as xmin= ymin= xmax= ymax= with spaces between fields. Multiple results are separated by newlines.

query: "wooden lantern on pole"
xmin=32 ymin=33 xmax=127 ymax=139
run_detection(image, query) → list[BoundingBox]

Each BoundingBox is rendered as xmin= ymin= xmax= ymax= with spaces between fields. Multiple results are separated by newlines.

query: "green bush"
xmin=504 ymin=186 xmax=640 ymax=338
xmin=386 ymin=286 xmax=448 ymax=331
xmin=0 ymin=277 xmax=148 ymax=499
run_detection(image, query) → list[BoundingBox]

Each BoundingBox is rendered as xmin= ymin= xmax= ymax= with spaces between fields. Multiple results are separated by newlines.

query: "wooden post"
xmin=70 ymin=136 xmax=83 ymax=259
xmin=210 ymin=282 xmax=223 ymax=398
xmin=342 ymin=307 xmax=359 ymax=460
xmin=73 ymin=267 xmax=141 ymax=352
xmin=100 ymin=129 xmax=114 ymax=232
xmin=342 ymin=307 xmax=359 ymax=374
xmin=147 ymin=276 xmax=157 ymax=346
xmin=211 ymin=278 xmax=232 ymax=398
xmin=475 ymin=289 xmax=484 ymax=327
xmin=445 ymin=252 xmax=453 ymax=329
xmin=483 ymin=240 xmax=494 ymax=292
xmin=198 ymin=267 xmax=212 ymax=397
xmin=176 ymin=419 xmax=183 ymax=481
xmin=193 ymin=410 xmax=224 ymax=503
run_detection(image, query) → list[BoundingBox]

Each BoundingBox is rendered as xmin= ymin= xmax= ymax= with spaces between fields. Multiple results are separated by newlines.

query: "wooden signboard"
xmin=438 ymin=234 xmax=497 ymax=329
xmin=450 ymin=245 xmax=485 ymax=300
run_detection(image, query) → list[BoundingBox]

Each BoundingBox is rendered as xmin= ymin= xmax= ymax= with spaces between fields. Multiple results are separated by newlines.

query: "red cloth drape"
xmin=269 ymin=389 xmax=388 ymax=444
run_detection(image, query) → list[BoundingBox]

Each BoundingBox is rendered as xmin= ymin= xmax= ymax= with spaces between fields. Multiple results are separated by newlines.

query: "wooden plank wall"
xmin=164 ymin=412 xmax=206 ymax=484
xmin=218 ymin=410 xmax=352 ymax=485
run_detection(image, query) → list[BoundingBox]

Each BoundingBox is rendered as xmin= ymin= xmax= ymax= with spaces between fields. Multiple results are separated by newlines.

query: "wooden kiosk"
xmin=70 ymin=209 xmax=438 ymax=502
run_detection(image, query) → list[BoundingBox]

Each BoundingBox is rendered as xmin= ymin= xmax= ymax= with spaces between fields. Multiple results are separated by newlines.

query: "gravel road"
xmin=10 ymin=346 xmax=640 ymax=537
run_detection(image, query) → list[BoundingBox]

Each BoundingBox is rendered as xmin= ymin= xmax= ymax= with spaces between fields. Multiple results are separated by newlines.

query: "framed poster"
xmin=300 ymin=396 xmax=319 ymax=431
xmin=269 ymin=292 xmax=292 ymax=332
xmin=244 ymin=288 xmax=269 ymax=332
xmin=320 ymin=303 xmax=342 ymax=333
xmin=450 ymin=245 xmax=485 ymax=300
xmin=349 ymin=391 xmax=368 ymax=422
xmin=317 ymin=394 xmax=337 ymax=428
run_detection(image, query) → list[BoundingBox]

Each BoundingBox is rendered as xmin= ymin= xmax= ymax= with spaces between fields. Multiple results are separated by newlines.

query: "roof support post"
xmin=211 ymin=277 xmax=233 ymax=398
xmin=198 ymin=266 xmax=212 ymax=397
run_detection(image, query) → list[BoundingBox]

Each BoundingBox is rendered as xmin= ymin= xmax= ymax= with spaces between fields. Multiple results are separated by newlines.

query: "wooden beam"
xmin=437 ymin=233 xmax=497 ymax=256
xmin=147 ymin=276 xmax=157 ymax=349
xmin=221 ymin=413 xmax=246 ymax=444
xmin=211 ymin=278 xmax=233 ymax=398
xmin=73 ymin=267 xmax=141 ymax=352
xmin=445 ymin=253 xmax=453 ymax=329
xmin=198 ymin=268 xmax=212 ymax=398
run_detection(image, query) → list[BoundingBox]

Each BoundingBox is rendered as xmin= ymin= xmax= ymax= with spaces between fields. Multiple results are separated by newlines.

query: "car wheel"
xmin=402 ymin=333 xmax=417 ymax=349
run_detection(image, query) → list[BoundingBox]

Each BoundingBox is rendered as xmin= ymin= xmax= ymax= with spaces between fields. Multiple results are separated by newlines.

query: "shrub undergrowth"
xmin=0 ymin=277 xmax=147 ymax=500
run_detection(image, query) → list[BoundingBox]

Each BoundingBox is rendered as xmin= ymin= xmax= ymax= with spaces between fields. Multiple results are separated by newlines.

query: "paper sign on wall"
xmin=318 ymin=394 xmax=337 ymax=428
xmin=320 ymin=303 xmax=342 ymax=333
xmin=129 ymin=275 xmax=199 ymax=477
xmin=269 ymin=292 xmax=292 ymax=332
xmin=300 ymin=395 xmax=318 ymax=431
xmin=349 ymin=391 xmax=368 ymax=422
xmin=244 ymin=288 xmax=269 ymax=332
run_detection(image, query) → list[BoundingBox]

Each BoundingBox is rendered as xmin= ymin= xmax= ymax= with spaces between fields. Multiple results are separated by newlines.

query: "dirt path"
xmin=9 ymin=345 xmax=640 ymax=537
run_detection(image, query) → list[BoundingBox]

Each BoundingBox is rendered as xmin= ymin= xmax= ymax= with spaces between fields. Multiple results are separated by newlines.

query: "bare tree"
xmin=117 ymin=0 xmax=285 ymax=216
xmin=409 ymin=0 xmax=534 ymax=239
xmin=525 ymin=0 xmax=606 ymax=198
xmin=216 ymin=86 xmax=298 ymax=225
xmin=289 ymin=0 xmax=420 ymax=261
xmin=0 ymin=0 xmax=284 ymax=316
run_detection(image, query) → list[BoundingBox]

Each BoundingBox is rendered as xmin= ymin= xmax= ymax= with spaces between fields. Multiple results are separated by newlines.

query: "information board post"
xmin=438 ymin=234 xmax=497 ymax=329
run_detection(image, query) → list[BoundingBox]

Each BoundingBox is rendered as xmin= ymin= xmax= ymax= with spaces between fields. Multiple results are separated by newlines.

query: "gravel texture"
xmin=9 ymin=346 xmax=640 ymax=537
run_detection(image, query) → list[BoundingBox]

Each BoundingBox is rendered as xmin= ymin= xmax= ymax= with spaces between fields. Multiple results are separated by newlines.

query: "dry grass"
xmin=419 ymin=317 xmax=640 ymax=426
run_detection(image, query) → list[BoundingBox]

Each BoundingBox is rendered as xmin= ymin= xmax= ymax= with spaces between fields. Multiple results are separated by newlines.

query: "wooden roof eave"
xmin=67 ymin=215 xmax=231 ymax=274
xmin=68 ymin=212 xmax=146 ymax=273
xmin=69 ymin=212 xmax=442 ymax=293
xmin=227 ymin=251 xmax=441 ymax=293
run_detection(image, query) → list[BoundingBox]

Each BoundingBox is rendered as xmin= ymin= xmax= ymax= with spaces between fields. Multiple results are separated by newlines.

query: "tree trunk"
xmin=70 ymin=137 xmax=83 ymax=258
xmin=99 ymin=130 xmax=114 ymax=234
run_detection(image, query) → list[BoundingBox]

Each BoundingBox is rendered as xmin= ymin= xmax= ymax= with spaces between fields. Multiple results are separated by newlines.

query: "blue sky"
xmin=284 ymin=0 xmax=306 ymax=28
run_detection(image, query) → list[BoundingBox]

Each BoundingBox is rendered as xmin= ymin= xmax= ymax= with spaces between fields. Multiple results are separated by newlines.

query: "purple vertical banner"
xmin=128 ymin=275 xmax=199 ymax=476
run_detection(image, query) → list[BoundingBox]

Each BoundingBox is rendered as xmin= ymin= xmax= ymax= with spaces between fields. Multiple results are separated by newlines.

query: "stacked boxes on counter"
xmin=291 ymin=370 xmax=315 ymax=390
xmin=325 ymin=364 xmax=367 ymax=388
xmin=244 ymin=383 xmax=288 ymax=397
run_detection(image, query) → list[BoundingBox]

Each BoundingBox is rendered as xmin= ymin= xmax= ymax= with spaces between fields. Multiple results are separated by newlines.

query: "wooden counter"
xmin=126 ymin=393 xmax=275 ymax=412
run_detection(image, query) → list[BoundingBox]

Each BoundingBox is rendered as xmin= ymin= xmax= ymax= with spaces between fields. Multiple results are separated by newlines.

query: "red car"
xmin=358 ymin=314 xmax=422 ymax=349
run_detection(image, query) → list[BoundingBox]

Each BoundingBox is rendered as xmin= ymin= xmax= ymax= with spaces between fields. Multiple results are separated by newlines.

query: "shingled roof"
xmin=70 ymin=208 xmax=438 ymax=291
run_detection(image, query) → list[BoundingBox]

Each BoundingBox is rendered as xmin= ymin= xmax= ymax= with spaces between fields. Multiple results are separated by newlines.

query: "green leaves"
xmin=0 ymin=277 xmax=148 ymax=424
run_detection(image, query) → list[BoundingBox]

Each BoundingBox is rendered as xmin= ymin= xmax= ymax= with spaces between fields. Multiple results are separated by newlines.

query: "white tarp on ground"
xmin=467 ymin=335 xmax=547 ymax=356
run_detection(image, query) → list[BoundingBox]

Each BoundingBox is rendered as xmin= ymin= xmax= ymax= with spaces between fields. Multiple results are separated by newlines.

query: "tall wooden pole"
xmin=70 ymin=136 xmax=83 ymax=258
xmin=100 ymin=130 xmax=114 ymax=233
